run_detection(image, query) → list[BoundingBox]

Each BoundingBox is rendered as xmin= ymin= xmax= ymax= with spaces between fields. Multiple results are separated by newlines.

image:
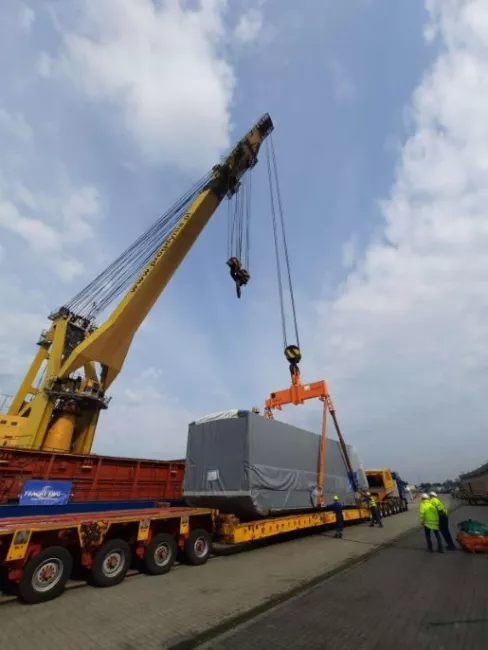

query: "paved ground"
xmin=202 ymin=504 xmax=488 ymax=650
xmin=0 ymin=503 xmax=422 ymax=650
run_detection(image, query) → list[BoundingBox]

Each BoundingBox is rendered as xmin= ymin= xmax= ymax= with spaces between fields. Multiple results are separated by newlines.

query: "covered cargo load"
xmin=183 ymin=410 xmax=368 ymax=520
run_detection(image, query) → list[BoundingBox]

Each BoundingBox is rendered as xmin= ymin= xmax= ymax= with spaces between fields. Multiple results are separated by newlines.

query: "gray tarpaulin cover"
xmin=183 ymin=410 xmax=368 ymax=520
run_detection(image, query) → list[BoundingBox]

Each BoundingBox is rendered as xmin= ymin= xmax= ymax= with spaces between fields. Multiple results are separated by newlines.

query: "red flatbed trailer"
xmin=0 ymin=447 xmax=185 ymax=503
xmin=0 ymin=505 xmax=213 ymax=604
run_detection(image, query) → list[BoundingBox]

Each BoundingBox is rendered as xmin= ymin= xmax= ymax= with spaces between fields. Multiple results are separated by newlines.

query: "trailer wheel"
xmin=183 ymin=529 xmax=212 ymax=566
xmin=91 ymin=539 xmax=131 ymax=588
xmin=143 ymin=533 xmax=177 ymax=575
xmin=19 ymin=546 xmax=72 ymax=605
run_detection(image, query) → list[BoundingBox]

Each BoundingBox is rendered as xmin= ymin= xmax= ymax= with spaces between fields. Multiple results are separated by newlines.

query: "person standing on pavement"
xmin=365 ymin=491 xmax=383 ymax=528
xmin=429 ymin=491 xmax=456 ymax=550
xmin=328 ymin=496 xmax=344 ymax=538
xmin=420 ymin=493 xmax=443 ymax=553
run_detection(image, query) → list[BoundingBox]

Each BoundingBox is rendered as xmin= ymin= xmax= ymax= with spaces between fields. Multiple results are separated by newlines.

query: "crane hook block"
xmin=226 ymin=257 xmax=251 ymax=299
xmin=284 ymin=345 xmax=301 ymax=365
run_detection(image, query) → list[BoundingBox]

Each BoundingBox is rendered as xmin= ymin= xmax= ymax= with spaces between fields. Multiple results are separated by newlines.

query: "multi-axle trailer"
xmin=0 ymin=503 xmax=377 ymax=605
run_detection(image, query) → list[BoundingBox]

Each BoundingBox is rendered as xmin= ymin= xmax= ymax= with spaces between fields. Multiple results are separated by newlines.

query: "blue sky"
xmin=1 ymin=0 xmax=487 ymax=483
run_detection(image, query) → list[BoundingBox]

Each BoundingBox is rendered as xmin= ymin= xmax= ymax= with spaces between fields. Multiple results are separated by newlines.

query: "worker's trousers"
xmin=424 ymin=526 xmax=443 ymax=552
xmin=439 ymin=514 xmax=455 ymax=549
xmin=370 ymin=506 xmax=383 ymax=527
xmin=335 ymin=520 xmax=344 ymax=538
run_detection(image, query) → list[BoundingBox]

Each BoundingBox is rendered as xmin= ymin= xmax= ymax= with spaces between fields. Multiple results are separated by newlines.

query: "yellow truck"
xmin=365 ymin=469 xmax=409 ymax=517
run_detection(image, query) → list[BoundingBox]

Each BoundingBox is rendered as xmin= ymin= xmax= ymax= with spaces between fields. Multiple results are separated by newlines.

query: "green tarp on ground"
xmin=458 ymin=519 xmax=488 ymax=536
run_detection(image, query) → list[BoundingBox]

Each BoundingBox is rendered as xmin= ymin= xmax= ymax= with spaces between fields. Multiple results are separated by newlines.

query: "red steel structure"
xmin=0 ymin=448 xmax=185 ymax=504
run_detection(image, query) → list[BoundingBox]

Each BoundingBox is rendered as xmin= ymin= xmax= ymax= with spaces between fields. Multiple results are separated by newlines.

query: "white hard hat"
xmin=429 ymin=491 xmax=437 ymax=497
xmin=421 ymin=493 xmax=430 ymax=500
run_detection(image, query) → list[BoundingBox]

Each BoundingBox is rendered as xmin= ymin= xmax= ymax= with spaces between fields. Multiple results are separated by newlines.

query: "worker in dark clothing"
xmin=365 ymin=491 xmax=383 ymax=527
xmin=430 ymin=491 xmax=456 ymax=550
xmin=328 ymin=496 xmax=344 ymax=538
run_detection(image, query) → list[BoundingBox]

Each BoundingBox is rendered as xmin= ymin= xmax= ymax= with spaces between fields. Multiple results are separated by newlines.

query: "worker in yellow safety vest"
xmin=430 ymin=492 xmax=456 ymax=550
xmin=365 ymin=492 xmax=383 ymax=528
xmin=420 ymin=493 xmax=443 ymax=553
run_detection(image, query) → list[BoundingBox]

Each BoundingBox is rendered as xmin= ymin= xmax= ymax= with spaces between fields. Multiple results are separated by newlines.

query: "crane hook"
xmin=226 ymin=257 xmax=250 ymax=299
xmin=284 ymin=344 xmax=301 ymax=382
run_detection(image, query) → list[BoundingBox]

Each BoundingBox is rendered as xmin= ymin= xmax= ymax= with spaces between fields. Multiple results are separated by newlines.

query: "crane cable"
xmin=63 ymin=172 xmax=211 ymax=321
xmin=227 ymin=171 xmax=252 ymax=270
xmin=265 ymin=135 xmax=301 ymax=368
xmin=226 ymin=171 xmax=252 ymax=299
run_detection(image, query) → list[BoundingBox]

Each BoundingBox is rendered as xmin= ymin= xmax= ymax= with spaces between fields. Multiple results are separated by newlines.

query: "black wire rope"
xmin=266 ymin=139 xmax=287 ymax=350
xmin=227 ymin=172 xmax=252 ymax=270
xmin=244 ymin=173 xmax=252 ymax=269
xmin=266 ymin=135 xmax=300 ymax=352
xmin=270 ymin=136 xmax=300 ymax=349
xmin=64 ymin=172 xmax=211 ymax=320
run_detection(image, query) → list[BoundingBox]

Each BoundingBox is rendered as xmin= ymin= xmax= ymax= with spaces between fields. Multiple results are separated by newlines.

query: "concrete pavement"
xmin=202 ymin=504 xmax=488 ymax=650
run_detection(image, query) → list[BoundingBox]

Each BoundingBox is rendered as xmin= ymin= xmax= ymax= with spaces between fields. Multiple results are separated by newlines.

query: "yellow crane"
xmin=0 ymin=114 xmax=274 ymax=455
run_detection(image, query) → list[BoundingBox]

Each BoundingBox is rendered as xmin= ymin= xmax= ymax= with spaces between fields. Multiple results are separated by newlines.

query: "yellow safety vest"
xmin=419 ymin=500 xmax=439 ymax=530
xmin=368 ymin=496 xmax=377 ymax=508
xmin=430 ymin=496 xmax=447 ymax=516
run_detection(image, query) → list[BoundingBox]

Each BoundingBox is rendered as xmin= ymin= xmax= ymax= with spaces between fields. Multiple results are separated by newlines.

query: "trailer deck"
xmin=0 ymin=505 xmax=207 ymax=534
xmin=217 ymin=506 xmax=370 ymax=544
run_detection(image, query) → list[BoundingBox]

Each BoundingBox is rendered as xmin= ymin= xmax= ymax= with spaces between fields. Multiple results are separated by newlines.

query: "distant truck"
xmin=365 ymin=469 xmax=409 ymax=516
xmin=458 ymin=462 xmax=488 ymax=505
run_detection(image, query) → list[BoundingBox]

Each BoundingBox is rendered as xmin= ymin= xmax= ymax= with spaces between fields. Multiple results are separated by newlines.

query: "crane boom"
xmin=1 ymin=114 xmax=273 ymax=454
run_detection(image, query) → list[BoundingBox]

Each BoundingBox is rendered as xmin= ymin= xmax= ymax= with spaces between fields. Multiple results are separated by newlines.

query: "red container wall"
xmin=0 ymin=448 xmax=185 ymax=503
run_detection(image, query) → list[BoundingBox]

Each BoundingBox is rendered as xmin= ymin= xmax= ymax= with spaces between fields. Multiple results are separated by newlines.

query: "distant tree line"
xmin=418 ymin=479 xmax=458 ymax=493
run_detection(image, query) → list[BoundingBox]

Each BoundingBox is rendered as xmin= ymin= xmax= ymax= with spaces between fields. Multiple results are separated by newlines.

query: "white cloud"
xmin=0 ymin=273 xmax=48 ymax=393
xmin=341 ymin=235 xmax=358 ymax=269
xmin=0 ymin=160 xmax=102 ymax=280
xmin=37 ymin=51 xmax=53 ymax=77
xmin=43 ymin=0 xmax=236 ymax=172
xmin=18 ymin=4 xmax=34 ymax=33
xmin=0 ymin=109 xmax=33 ymax=143
xmin=0 ymin=199 xmax=61 ymax=252
xmin=94 ymin=372 xmax=195 ymax=460
xmin=234 ymin=8 xmax=263 ymax=43
xmin=311 ymin=0 xmax=488 ymax=482
xmin=0 ymin=103 xmax=103 ymax=281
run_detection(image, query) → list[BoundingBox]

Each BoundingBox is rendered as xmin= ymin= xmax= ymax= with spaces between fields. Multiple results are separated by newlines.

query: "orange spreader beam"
xmin=265 ymin=377 xmax=328 ymax=410
xmin=264 ymin=369 xmax=357 ymax=508
xmin=264 ymin=370 xmax=329 ymax=507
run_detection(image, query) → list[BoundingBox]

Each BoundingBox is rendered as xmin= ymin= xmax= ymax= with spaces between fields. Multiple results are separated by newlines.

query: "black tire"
xmin=19 ymin=546 xmax=72 ymax=605
xmin=143 ymin=533 xmax=177 ymax=575
xmin=183 ymin=529 xmax=212 ymax=566
xmin=91 ymin=539 xmax=131 ymax=588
